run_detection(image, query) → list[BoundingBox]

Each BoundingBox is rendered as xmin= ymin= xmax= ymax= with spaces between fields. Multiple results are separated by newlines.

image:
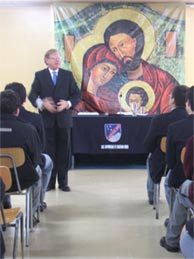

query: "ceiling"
xmin=0 ymin=0 xmax=194 ymax=7
xmin=0 ymin=0 xmax=194 ymax=3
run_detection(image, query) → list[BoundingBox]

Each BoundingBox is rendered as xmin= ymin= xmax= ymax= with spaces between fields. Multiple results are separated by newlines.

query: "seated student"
xmin=160 ymin=135 xmax=194 ymax=253
xmin=5 ymin=82 xmax=53 ymax=209
xmin=165 ymin=86 xmax=194 ymax=206
xmin=0 ymin=90 xmax=40 ymax=213
xmin=179 ymin=135 xmax=194 ymax=258
xmin=144 ymin=85 xmax=188 ymax=204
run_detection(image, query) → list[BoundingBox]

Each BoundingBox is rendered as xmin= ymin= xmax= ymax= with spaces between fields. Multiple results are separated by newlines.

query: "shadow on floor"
xmin=73 ymin=153 xmax=147 ymax=169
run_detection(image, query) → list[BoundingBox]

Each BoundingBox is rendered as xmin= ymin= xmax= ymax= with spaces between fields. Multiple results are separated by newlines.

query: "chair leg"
xmin=155 ymin=184 xmax=160 ymax=219
xmin=25 ymin=189 xmax=30 ymax=247
xmin=153 ymin=184 xmax=156 ymax=210
xmin=13 ymin=218 xmax=19 ymax=259
xmin=153 ymin=183 xmax=160 ymax=219
xmin=35 ymin=177 xmax=41 ymax=221
xmin=0 ymin=205 xmax=6 ymax=231
xmin=20 ymin=213 xmax=24 ymax=259
xmin=29 ymin=188 xmax=33 ymax=231
xmin=39 ymin=175 xmax=44 ymax=212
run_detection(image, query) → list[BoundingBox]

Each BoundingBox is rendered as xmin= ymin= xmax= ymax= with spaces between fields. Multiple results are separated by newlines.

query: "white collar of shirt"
xmin=48 ymin=68 xmax=59 ymax=75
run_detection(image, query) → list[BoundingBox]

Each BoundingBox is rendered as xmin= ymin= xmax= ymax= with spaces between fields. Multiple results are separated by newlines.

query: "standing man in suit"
xmin=29 ymin=49 xmax=80 ymax=192
xmin=144 ymin=85 xmax=188 ymax=204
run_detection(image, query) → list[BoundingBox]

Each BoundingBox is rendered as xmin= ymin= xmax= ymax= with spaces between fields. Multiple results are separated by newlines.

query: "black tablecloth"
xmin=72 ymin=115 xmax=153 ymax=155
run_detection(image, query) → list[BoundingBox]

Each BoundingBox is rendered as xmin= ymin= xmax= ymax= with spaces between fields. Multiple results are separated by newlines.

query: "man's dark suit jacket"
xmin=0 ymin=114 xmax=40 ymax=192
xmin=28 ymin=68 xmax=80 ymax=128
xmin=167 ymin=114 xmax=194 ymax=188
xmin=144 ymin=107 xmax=188 ymax=183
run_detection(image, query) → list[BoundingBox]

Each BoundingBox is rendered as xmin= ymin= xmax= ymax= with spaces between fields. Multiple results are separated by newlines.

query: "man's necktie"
xmin=52 ymin=71 xmax=57 ymax=85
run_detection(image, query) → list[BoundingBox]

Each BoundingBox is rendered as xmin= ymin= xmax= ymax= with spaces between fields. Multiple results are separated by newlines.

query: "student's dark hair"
xmin=104 ymin=20 xmax=145 ymax=60
xmin=172 ymin=85 xmax=188 ymax=107
xmin=0 ymin=90 xmax=20 ymax=114
xmin=5 ymin=82 xmax=26 ymax=106
xmin=186 ymin=85 xmax=194 ymax=111
xmin=126 ymin=86 xmax=148 ymax=106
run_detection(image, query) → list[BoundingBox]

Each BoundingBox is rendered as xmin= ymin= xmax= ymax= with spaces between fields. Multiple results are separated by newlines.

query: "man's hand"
xmin=56 ymin=99 xmax=69 ymax=112
xmin=43 ymin=97 xmax=57 ymax=113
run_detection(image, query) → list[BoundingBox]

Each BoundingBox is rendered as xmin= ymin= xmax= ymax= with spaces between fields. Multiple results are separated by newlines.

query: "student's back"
xmin=19 ymin=106 xmax=46 ymax=150
xmin=167 ymin=85 xmax=194 ymax=188
xmin=144 ymin=85 xmax=188 ymax=183
xmin=0 ymin=90 xmax=40 ymax=191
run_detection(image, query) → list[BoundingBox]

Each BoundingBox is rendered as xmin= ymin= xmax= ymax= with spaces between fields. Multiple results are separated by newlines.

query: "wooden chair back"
xmin=160 ymin=137 xmax=167 ymax=153
xmin=0 ymin=147 xmax=25 ymax=168
xmin=0 ymin=166 xmax=12 ymax=191
xmin=0 ymin=147 xmax=33 ymax=247
xmin=181 ymin=147 xmax=186 ymax=164
xmin=0 ymin=166 xmax=24 ymax=258
xmin=0 ymin=147 xmax=25 ymax=193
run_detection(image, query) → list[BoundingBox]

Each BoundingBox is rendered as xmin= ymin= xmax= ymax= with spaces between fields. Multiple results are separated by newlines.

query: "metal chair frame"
xmin=153 ymin=137 xmax=182 ymax=219
xmin=180 ymin=146 xmax=193 ymax=221
xmin=187 ymin=207 xmax=194 ymax=220
xmin=0 ymin=166 xmax=24 ymax=258
xmin=153 ymin=137 xmax=167 ymax=219
xmin=0 ymin=147 xmax=33 ymax=247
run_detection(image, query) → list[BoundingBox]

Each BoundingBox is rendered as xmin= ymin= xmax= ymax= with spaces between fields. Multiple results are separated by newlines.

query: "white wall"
xmin=0 ymin=5 xmax=54 ymax=110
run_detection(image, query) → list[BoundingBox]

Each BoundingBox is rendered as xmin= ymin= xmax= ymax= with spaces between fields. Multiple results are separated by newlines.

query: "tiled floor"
xmin=4 ymin=168 xmax=183 ymax=258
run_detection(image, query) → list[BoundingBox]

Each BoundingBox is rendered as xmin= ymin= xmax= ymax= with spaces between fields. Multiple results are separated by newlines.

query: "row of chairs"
xmin=153 ymin=137 xmax=168 ymax=219
xmin=0 ymin=166 xmax=24 ymax=258
xmin=0 ymin=147 xmax=41 ymax=258
xmin=152 ymin=137 xmax=187 ymax=220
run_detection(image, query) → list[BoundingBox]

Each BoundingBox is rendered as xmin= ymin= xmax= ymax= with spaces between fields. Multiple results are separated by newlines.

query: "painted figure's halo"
xmin=118 ymin=80 xmax=156 ymax=112
xmin=71 ymin=8 xmax=156 ymax=87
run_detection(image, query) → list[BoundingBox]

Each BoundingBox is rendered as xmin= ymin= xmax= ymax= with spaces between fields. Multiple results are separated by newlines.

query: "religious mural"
xmin=53 ymin=3 xmax=185 ymax=115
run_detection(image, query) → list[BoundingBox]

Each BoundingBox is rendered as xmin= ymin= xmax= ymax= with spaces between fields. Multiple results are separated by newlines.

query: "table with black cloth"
xmin=72 ymin=114 xmax=153 ymax=167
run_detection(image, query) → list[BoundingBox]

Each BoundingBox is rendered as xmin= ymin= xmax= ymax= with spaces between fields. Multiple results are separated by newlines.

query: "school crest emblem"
xmin=104 ymin=123 xmax=122 ymax=143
